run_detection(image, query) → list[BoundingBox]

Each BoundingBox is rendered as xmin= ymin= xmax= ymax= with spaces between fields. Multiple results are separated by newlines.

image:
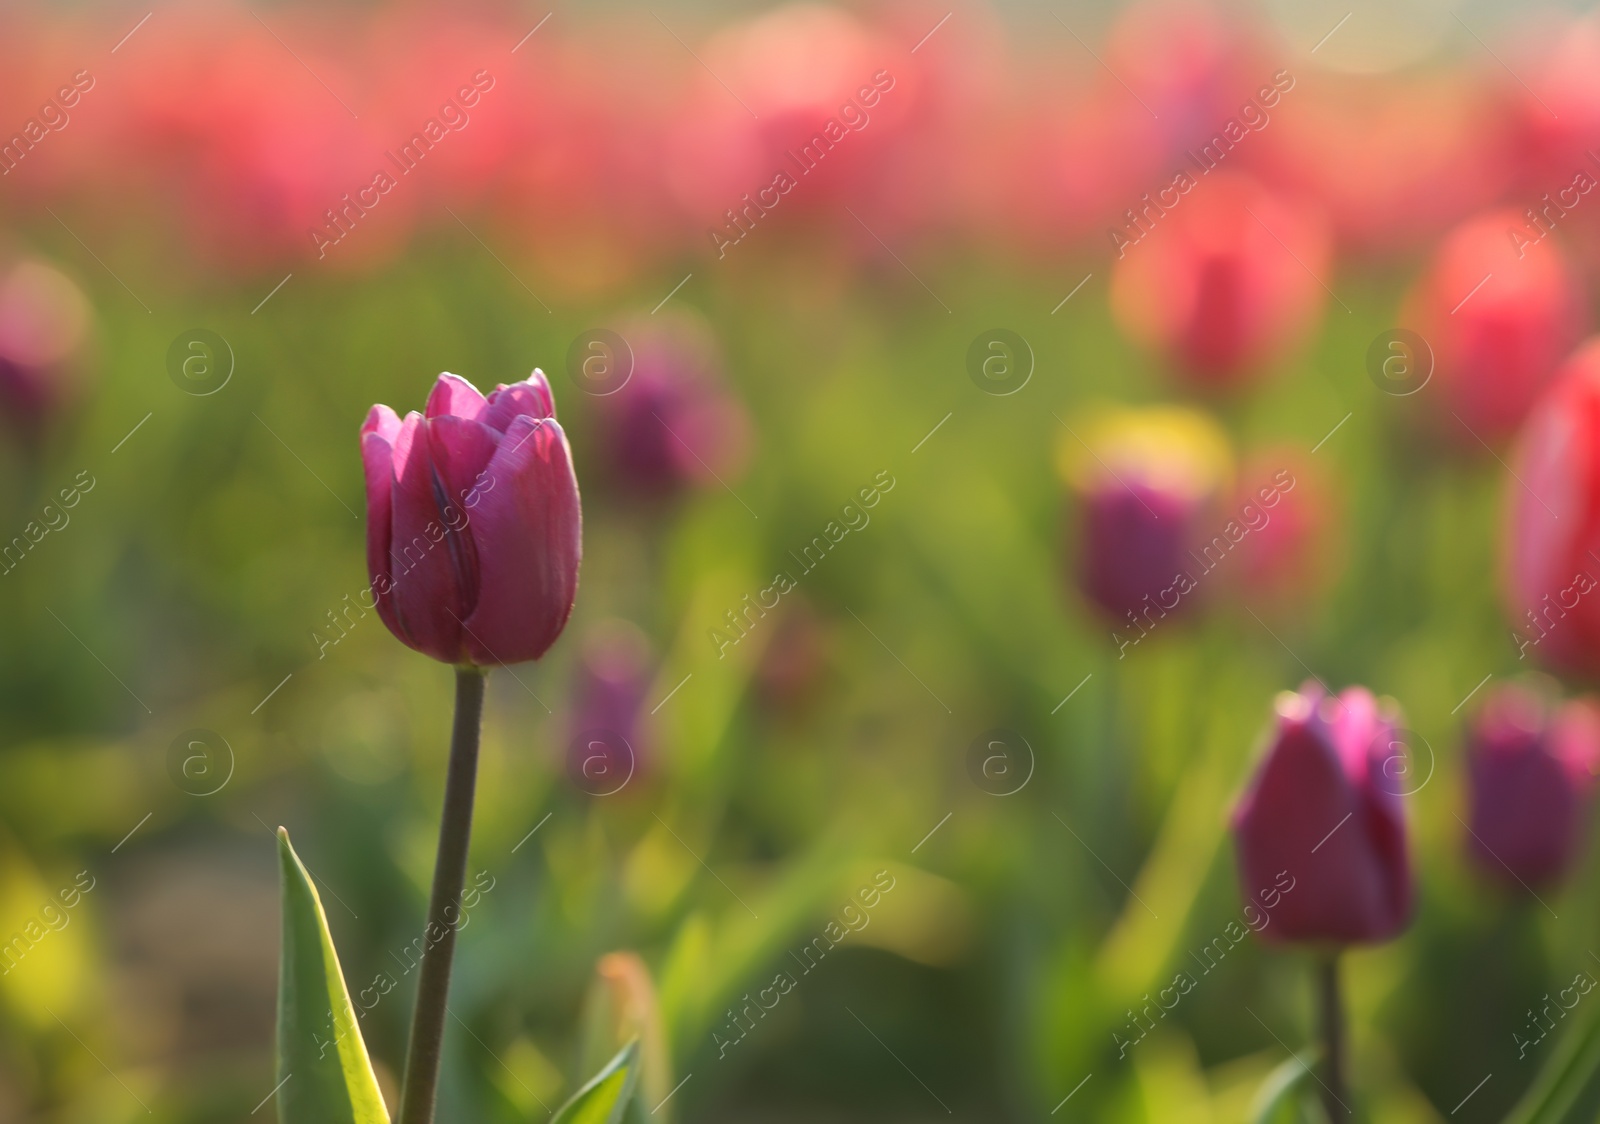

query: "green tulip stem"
xmin=1316 ymin=953 xmax=1348 ymax=1120
xmin=397 ymin=665 xmax=487 ymax=1124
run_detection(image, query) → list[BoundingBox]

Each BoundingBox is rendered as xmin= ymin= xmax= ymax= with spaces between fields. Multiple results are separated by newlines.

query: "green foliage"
xmin=276 ymin=827 xmax=390 ymax=1124
xmin=549 ymin=1040 xmax=642 ymax=1124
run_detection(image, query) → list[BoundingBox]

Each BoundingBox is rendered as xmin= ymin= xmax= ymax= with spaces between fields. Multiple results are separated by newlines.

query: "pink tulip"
xmin=1504 ymin=339 xmax=1600 ymax=675
xmin=1400 ymin=210 xmax=1584 ymax=443
xmin=361 ymin=370 xmax=581 ymax=666
xmin=1466 ymin=682 xmax=1600 ymax=886
xmin=1232 ymin=684 xmax=1414 ymax=945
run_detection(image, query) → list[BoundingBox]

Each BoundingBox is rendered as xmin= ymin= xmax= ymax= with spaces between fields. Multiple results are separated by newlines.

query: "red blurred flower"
xmin=1504 ymin=339 xmax=1600 ymax=675
xmin=1253 ymin=71 xmax=1509 ymax=263
xmin=1401 ymin=210 xmax=1584 ymax=443
xmin=362 ymin=370 xmax=581 ymax=666
xmin=1232 ymin=684 xmax=1414 ymax=945
xmin=1110 ymin=174 xmax=1330 ymax=390
xmin=1465 ymin=680 xmax=1600 ymax=886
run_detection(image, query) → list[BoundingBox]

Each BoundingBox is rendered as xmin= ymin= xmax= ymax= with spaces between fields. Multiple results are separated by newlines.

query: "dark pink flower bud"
xmin=1503 ymin=339 xmax=1600 ymax=676
xmin=567 ymin=619 xmax=654 ymax=777
xmin=593 ymin=314 xmax=750 ymax=501
xmin=1401 ymin=210 xmax=1584 ymax=443
xmin=1058 ymin=406 xmax=1231 ymax=624
xmin=1232 ymin=684 xmax=1414 ymax=945
xmin=361 ymin=370 xmax=581 ymax=666
xmin=1466 ymin=681 xmax=1600 ymax=886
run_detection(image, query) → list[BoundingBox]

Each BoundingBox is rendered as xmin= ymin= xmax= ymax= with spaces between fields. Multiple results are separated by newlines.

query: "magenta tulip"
xmin=1466 ymin=682 xmax=1600 ymax=886
xmin=1057 ymin=406 xmax=1231 ymax=628
xmin=594 ymin=314 xmax=750 ymax=500
xmin=361 ymin=370 xmax=581 ymax=666
xmin=1232 ymin=684 xmax=1414 ymax=945
xmin=568 ymin=618 xmax=654 ymax=778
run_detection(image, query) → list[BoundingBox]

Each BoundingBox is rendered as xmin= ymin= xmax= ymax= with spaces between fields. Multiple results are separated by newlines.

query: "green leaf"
xmin=276 ymin=827 xmax=390 ymax=1124
xmin=550 ymin=1040 xmax=642 ymax=1124
xmin=1249 ymin=1051 xmax=1318 ymax=1124
xmin=1506 ymin=995 xmax=1600 ymax=1124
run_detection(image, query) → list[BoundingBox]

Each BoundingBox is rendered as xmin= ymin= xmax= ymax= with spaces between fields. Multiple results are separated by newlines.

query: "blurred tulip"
xmin=593 ymin=313 xmax=750 ymax=500
xmin=1465 ymin=680 xmax=1600 ymax=886
xmin=1058 ymin=405 xmax=1231 ymax=627
xmin=1255 ymin=71 xmax=1509 ymax=263
xmin=1110 ymin=174 xmax=1330 ymax=390
xmin=1232 ymin=684 xmax=1414 ymax=945
xmin=1504 ymin=339 xmax=1600 ymax=676
xmin=1225 ymin=448 xmax=1339 ymax=605
xmin=0 ymin=259 xmax=91 ymax=438
xmin=568 ymin=619 xmax=653 ymax=776
xmin=361 ymin=370 xmax=581 ymax=665
xmin=1401 ymin=210 xmax=1584 ymax=442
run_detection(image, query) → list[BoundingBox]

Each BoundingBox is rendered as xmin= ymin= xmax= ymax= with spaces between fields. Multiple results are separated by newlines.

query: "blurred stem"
xmin=397 ymin=665 xmax=486 ymax=1124
xmin=1316 ymin=954 xmax=1348 ymax=1121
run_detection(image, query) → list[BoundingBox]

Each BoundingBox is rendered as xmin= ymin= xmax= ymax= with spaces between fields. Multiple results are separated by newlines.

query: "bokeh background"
xmin=0 ymin=0 xmax=1598 ymax=1120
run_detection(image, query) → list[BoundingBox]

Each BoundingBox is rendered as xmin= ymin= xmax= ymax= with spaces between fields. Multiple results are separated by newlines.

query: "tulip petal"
xmin=387 ymin=414 xmax=468 ymax=663
xmin=360 ymin=423 xmax=404 ymax=645
xmin=462 ymin=415 xmax=581 ymax=665
xmin=483 ymin=370 xmax=555 ymax=432
xmin=362 ymin=403 xmax=401 ymax=443
xmin=425 ymin=372 xmax=489 ymax=421
xmin=424 ymin=415 xmax=502 ymax=619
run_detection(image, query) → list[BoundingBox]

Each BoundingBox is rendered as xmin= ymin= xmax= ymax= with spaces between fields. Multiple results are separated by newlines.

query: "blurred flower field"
xmin=3 ymin=1 xmax=1600 ymax=1121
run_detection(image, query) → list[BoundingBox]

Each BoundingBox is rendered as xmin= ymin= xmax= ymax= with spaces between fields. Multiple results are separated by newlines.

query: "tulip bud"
xmin=578 ymin=952 xmax=672 ymax=1120
xmin=1058 ymin=405 xmax=1231 ymax=626
xmin=0 ymin=260 xmax=92 ymax=439
xmin=1110 ymin=174 xmax=1330 ymax=390
xmin=1465 ymin=681 xmax=1600 ymax=886
xmin=1400 ymin=210 xmax=1584 ymax=442
xmin=594 ymin=313 xmax=750 ymax=501
xmin=1232 ymin=684 xmax=1414 ymax=945
xmin=1504 ymin=339 xmax=1600 ymax=676
xmin=361 ymin=370 xmax=581 ymax=666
